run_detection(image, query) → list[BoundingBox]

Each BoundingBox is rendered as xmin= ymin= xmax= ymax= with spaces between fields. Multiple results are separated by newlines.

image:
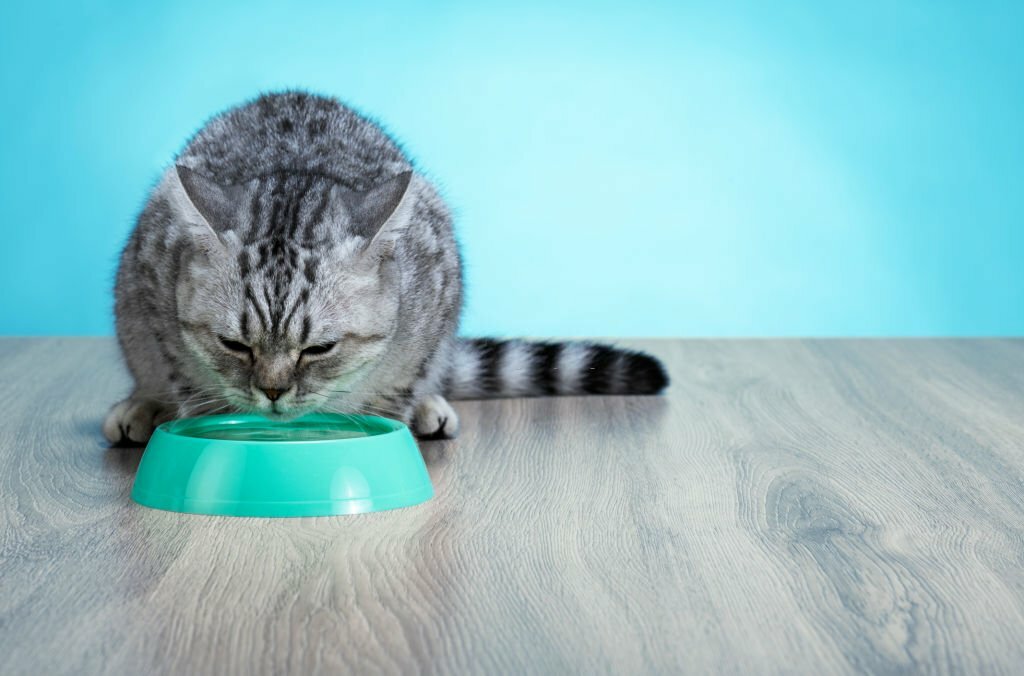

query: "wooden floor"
xmin=2 ymin=339 xmax=1024 ymax=674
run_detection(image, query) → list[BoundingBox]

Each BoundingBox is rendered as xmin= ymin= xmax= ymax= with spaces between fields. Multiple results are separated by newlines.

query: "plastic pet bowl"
xmin=130 ymin=413 xmax=433 ymax=517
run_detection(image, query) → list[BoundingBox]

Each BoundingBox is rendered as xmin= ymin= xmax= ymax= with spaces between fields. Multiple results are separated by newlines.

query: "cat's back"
xmin=176 ymin=91 xmax=411 ymax=188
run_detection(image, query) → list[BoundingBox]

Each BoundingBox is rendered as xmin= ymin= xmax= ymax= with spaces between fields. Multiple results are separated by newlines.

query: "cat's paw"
xmin=412 ymin=394 xmax=460 ymax=440
xmin=103 ymin=397 xmax=173 ymax=445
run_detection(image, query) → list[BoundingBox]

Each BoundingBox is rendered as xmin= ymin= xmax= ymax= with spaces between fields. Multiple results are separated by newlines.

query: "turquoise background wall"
xmin=1 ymin=1 xmax=1021 ymax=337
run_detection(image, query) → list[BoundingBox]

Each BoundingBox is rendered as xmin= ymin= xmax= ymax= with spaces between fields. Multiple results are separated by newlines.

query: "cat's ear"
xmin=337 ymin=171 xmax=416 ymax=257
xmin=175 ymin=165 xmax=246 ymax=233
xmin=174 ymin=165 xmax=246 ymax=256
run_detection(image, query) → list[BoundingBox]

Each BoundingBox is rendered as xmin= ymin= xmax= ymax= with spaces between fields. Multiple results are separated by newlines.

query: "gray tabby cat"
xmin=104 ymin=91 xmax=668 ymax=444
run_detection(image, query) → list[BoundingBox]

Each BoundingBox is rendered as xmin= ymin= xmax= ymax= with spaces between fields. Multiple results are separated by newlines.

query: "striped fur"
xmin=443 ymin=339 xmax=669 ymax=399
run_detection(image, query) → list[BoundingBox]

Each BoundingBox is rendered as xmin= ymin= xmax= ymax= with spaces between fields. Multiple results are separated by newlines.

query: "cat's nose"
xmin=260 ymin=387 xmax=289 ymax=402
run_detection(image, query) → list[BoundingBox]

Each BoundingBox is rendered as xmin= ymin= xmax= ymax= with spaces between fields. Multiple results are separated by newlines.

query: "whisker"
xmin=356 ymin=403 xmax=406 ymax=420
xmin=304 ymin=391 xmax=404 ymax=414
xmin=178 ymin=399 xmax=230 ymax=415
xmin=321 ymin=389 xmax=418 ymax=397
xmin=140 ymin=385 xmax=225 ymax=401
xmin=189 ymin=402 xmax=234 ymax=416
xmin=318 ymin=405 xmax=372 ymax=435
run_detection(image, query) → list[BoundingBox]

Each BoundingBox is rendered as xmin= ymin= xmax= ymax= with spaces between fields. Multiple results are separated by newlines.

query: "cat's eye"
xmin=301 ymin=342 xmax=337 ymax=357
xmin=218 ymin=335 xmax=252 ymax=355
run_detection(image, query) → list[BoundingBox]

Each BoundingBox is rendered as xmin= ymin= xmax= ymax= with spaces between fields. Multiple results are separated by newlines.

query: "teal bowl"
xmin=131 ymin=413 xmax=433 ymax=517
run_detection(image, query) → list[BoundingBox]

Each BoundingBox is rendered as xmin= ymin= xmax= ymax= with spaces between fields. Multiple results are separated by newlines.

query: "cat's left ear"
xmin=341 ymin=171 xmax=417 ymax=258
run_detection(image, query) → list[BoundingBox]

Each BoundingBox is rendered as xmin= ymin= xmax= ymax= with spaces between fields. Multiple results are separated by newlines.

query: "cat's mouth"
xmin=261 ymin=409 xmax=301 ymax=421
xmin=256 ymin=401 xmax=307 ymax=421
xmin=228 ymin=393 xmax=310 ymax=421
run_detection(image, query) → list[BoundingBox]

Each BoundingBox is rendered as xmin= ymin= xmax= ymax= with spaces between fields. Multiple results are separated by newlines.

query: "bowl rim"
xmin=155 ymin=412 xmax=407 ymax=447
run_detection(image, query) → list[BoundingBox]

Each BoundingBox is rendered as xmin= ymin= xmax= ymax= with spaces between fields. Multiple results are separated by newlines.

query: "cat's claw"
xmin=412 ymin=394 xmax=459 ymax=440
xmin=103 ymin=397 xmax=172 ymax=446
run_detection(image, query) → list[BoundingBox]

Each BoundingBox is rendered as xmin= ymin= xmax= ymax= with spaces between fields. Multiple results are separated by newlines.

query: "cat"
xmin=104 ymin=91 xmax=668 ymax=444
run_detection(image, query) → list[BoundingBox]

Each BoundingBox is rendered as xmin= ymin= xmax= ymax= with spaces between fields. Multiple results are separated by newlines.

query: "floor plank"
xmin=1 ymin=338 xmax=1023 ymax=674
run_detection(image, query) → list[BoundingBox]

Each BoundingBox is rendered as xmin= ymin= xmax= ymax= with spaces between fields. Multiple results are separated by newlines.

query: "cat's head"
xmin=170 ymin=165 xmax=416 ymax=418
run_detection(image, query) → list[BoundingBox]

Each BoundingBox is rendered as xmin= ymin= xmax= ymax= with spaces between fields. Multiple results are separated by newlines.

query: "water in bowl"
xmin=176 ymin=420 xmax=379 ymax=442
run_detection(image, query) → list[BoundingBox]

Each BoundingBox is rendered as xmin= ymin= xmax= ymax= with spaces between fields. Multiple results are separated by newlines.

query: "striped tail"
xmin=443 ymin=338 xmax=669 ymax=400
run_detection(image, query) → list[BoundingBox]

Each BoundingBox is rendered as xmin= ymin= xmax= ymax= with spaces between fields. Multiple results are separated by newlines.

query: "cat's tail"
xmin=443 ymin=338 xmax=669 ymax=400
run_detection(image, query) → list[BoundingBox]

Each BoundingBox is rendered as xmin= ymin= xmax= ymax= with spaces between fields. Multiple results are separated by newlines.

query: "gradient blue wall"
xmin=2 ymin=1 xmax=1022 ymax=336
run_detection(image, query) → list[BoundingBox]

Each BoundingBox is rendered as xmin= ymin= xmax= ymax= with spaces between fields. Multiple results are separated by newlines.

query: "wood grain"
xmin=2 ymin=338 xmax=1024 ymax=674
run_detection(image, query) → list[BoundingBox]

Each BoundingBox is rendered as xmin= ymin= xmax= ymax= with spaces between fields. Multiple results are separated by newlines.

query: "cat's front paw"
xmin=103 ymin=397 xmax=173 ymax=445
xmin=412 ymin=394 xmax=460 ymax=440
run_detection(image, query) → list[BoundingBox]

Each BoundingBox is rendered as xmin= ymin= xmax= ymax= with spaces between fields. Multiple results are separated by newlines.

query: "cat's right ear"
xmin=174 ymin=165 xmax=245 ymax=254
xmin=175 ymin=165 xmax=244 ymax=227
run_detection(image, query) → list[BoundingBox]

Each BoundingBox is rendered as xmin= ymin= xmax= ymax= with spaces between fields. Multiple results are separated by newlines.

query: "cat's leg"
xmin=102 ymin=393 xmax=175 ymax=445
xmin=107 ymin=277 xmax=184 ymax=444
xmin=411 ymin=393 xmax=460 ymax=440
